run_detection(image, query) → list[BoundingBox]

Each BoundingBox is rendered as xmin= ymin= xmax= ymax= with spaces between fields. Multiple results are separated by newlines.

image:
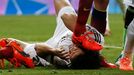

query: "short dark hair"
xmin=70 ymin=50 xmax=101 ymax=69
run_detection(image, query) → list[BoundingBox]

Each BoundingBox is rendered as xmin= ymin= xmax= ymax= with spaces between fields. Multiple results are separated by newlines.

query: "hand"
xmin=53 ymin=47 xmax=70 ymax=60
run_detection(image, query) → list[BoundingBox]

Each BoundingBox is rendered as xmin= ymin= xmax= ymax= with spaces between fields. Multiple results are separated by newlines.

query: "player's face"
xmin=69 ymin=44 xmax=85 ymax=60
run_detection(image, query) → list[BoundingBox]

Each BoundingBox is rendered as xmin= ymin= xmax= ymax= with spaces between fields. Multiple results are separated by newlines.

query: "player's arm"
xmin=35 ymin=43 xmax=70 ymax=60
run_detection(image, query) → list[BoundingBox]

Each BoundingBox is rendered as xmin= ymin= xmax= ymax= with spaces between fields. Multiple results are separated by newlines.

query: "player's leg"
xmin=54 ymin=0 xmax=71 ymax=15
xmin=54 ymin=0 xmax=92 ymax=33
xmin=54 ymin=0 xmax=77 ymax=31
xmin=72 ymin=0 xmax=102 ymax=51
xmin=124 ymin=6 xmax=134 ymax=29
xmin=115 ymin=6 xmax=134 ymax=67
xmin=105 ymin=0 xmax=125 ymax=36
xmin=122 ymin=6 xmax=134 ymax=50
xmin=55 ymin=0 xmax=92 ymax=36
xmin=116 ymin=6 xmax=134 ymax=71
xmin=91 ymin=0 xmax=109 ymax=35
xmin=73 ymin=0 xmax=93 ymax=36
xmin=104 ymin=7 xmax=112 ymax=36
xmin=118 ymin=19 xmax=134 ymax=71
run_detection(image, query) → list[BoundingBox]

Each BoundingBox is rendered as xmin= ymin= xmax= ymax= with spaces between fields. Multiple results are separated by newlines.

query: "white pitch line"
xmin=104 ymin=45 xmax=122 ymax=49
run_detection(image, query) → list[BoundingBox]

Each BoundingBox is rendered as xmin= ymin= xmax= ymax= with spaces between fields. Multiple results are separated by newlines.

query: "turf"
xmin=0 ymin=14 xmax=134 ymax=75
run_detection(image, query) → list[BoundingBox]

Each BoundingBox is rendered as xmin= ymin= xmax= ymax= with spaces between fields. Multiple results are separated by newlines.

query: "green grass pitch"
xmin=0 ymin=14 xmax=134 ymax=75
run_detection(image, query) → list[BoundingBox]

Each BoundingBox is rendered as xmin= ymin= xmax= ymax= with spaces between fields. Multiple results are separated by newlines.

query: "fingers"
xmin=60 ymin=51 xmax=70 ymax=60
xmin=55 ymin=47 xmax=70 ymax=60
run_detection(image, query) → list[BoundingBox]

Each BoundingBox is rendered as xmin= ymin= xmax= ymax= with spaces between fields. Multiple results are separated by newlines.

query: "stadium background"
xmin=0 ymin=0 xmax=122 ymax=15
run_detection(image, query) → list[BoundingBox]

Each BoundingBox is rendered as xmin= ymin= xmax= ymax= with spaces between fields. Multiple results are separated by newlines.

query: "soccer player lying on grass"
xmin=0 ymin=0 xmax=117 ymax=69
xmin=115 ymin=0 xmax=134 ymax=71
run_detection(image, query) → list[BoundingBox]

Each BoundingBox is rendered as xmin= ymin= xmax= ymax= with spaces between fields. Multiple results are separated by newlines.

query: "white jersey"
xmin=45 ymin=6 xmax=74 ymax=50
xmin=124 ymin=0 xmax=134 ymax=7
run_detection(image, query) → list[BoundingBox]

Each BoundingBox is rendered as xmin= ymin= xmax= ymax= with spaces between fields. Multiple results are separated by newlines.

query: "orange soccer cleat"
xmin=9 ymin=41 xmax=35 ymax=68
xmin=72 ymin=31 xmax=103 ymax=51
xmin=0 ymin=39 xmax=35 ymax=68
xmin=119 ymin=57 xmax=133 ymax=71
